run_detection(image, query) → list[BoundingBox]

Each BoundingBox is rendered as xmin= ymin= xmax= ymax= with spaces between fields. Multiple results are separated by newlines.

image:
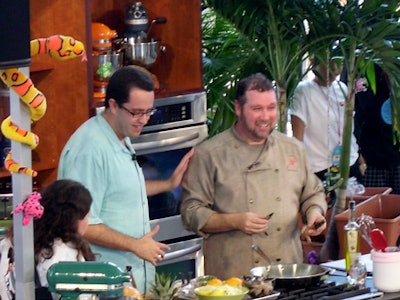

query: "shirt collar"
xmin=230 ymin=123 xmax=276 ymax=148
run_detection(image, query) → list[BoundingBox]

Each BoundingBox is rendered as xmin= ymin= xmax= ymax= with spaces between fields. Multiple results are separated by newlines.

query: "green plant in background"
xmin=301 ymin=0 xmax=400 ymax=261
xmin=202 ymin=0 xmax=315 ymax=135
xmin=202 ymin=0 xmax=400 ymax=260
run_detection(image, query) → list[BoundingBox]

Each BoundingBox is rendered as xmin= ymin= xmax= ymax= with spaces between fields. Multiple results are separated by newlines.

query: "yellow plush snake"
xmin=0 ymin=35 xmax=85 ymax=177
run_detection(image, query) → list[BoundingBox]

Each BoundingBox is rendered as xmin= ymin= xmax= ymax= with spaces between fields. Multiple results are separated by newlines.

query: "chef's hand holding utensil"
xmin=301 ymin=208 xmax=326 ymax=243
xmin=232 ymin=212 xmax=271 ymax=235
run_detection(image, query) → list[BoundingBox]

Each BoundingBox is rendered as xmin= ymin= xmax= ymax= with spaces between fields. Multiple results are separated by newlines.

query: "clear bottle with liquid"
xmin=344 ymin=200 xmax=360 ymax=272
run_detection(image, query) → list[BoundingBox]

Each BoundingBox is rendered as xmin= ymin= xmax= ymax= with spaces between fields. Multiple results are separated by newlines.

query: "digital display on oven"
xmin=146 ymin=102 xmax=192 ymax=126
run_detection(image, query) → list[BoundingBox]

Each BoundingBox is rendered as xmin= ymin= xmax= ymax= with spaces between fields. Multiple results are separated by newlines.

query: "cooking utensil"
xmin=370 ymin=228 xmax=388 ymax=252
xmin=252 ymin=244 xmax=273 ymax=265
xmin=264 ymin=212 xmax=274 ymax=236
xmin=250 ymin=264 xmax=330 ymax=289
xmin=357 ymin=213 xmax=375 ymax=248
xmin=300 ymin=219 xmax=326 ymax=244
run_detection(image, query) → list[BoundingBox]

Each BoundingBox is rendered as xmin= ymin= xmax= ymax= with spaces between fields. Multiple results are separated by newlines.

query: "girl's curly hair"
xmin=34 ymin=179 xmax=96 ymax=263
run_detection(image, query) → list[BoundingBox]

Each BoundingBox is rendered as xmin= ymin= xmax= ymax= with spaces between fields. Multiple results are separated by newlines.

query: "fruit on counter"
xmin=206 ymin=276 xmax=243 ymax=287
xmin=147 ymin=272 xmax=179 ymax=300
xmin=223 ymin=277 xmax=243 ymax=287
xmin=207 ymin=278 xmax=224 ymax=286
xmin=195 ymin=275 xmax=217 ymax=286
xmin=124 ymin=286 xmax=144 ymax=300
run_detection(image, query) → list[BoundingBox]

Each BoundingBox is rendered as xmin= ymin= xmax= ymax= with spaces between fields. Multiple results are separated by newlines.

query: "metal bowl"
xmin=125 ymin=40 xmax=160 ymax=67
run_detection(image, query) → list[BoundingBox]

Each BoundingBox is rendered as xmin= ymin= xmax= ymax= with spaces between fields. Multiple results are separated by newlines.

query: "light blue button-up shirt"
xmin=58 ymin=113 xmax=153 ymax=292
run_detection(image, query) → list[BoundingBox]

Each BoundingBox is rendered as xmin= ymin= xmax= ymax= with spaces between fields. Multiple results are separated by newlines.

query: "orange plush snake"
xmin=0 ymin=35 xmax=85 ymax=177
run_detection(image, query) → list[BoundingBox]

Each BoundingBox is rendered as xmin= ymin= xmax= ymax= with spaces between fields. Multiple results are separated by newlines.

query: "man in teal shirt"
xmin=58 ymin=66 xmax=193 ymax=292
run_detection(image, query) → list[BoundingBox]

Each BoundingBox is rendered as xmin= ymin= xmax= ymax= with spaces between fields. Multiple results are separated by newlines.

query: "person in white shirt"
xmin=291 ymin=58 xmax=362 ymax=205
xmin=34 ymin=179 xmax=95 ymax=299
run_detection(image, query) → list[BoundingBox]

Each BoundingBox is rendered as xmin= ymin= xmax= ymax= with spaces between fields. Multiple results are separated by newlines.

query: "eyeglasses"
xmin=120 ymin=106 xmax=157 ymax=118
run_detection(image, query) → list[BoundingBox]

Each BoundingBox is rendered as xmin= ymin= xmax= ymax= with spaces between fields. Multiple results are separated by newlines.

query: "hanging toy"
xmin=0 ymin=35 xmax=86 ymax=177
xmin=14 ymin=191 xmax=43 ymax=225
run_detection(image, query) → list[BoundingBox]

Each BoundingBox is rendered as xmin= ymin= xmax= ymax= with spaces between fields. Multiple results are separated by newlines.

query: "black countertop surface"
xmin=327 ymin=274 xmax=400 ymax=299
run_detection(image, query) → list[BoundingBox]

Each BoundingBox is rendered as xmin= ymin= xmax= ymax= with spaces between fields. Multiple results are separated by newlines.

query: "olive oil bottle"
xmin=344 ymin=200 xmax=360 ymax=272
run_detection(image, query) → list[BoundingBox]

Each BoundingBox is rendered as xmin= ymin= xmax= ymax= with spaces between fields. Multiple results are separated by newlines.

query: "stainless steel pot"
xmin=125 ymin=39 xmax=160 ymax=67
xmin=250 ymin=264 xmax=330 ymax=288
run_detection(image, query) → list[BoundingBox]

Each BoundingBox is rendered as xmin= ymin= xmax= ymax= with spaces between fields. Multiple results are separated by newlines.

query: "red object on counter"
xmin=370 ymin=228 xmax=388 ymax=252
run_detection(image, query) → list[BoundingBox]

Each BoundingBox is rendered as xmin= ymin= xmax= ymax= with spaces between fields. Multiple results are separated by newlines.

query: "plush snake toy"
xmin=0 ymin=35 xmax=85 ymax=177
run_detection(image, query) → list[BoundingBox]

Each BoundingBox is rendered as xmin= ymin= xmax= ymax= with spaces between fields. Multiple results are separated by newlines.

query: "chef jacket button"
xmin=276 ymin=258 xmax=281 ymax=262
xmin=254 ymin=259 xmax=259 ymax=264
xmin=274 ymin=169 xmax=279 ymax=173
xmin=249 ymin=198 xmax=254 ymax=204
xmin=276 ymin=197 xmax=281 ymax=202
xmin=276 ymin=227 xmax=281 ymax=231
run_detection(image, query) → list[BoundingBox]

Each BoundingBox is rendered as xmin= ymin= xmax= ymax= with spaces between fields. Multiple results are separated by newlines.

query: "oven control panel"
xmin=142 ymin=92 xmax=207 ymax=133
xmin=147 ymin=102 xmax=192 ymax=125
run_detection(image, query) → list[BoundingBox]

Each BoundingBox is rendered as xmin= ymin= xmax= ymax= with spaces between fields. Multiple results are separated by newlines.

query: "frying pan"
xmin=250 ymin=264 xmax=330 ymax=288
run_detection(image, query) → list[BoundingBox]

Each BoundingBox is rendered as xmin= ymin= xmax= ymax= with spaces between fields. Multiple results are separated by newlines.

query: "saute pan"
xmin=250 ymin=264 xmax=330 ymax=288
xmin=251 ymin=244 xmax=331 ymax=288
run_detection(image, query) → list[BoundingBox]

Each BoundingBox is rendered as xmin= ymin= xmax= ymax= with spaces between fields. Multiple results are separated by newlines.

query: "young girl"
xmin=34 ymin=179 xmax=96 ymax=289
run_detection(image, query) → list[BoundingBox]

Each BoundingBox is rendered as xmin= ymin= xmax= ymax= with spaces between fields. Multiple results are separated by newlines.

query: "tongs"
xmin=264 ymin=212 xmax=274 ymax=236
xmin=301 ymin=219 xmax=326 ymax=244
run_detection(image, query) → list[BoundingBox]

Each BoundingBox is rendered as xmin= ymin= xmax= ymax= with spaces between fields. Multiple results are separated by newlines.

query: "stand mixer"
xmin=123 ymin=2 xmax=166 ymax=68
xmin=47 ymin=261 xmax=131 ymax=300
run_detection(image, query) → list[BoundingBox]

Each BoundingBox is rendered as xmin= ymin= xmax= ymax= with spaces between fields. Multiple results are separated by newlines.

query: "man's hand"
xmin=236 ymin=212 xmax=270 ymax=234
xmin=203 ymin=212 xmax=270 ymax=234
xmin=134 ymin=225 xmax=171 ymax=266
xmin=145 ymin=148 xmax=194 ymax=196
xmin=168 ymin=148 xmax=194 ymax=190
xmin=301 ymin=209 xmax=327 ymax=243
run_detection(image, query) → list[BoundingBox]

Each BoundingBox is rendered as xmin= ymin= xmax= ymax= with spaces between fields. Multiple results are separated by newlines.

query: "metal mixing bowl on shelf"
xmin=125 ymin=38 xmax=161 ymax=68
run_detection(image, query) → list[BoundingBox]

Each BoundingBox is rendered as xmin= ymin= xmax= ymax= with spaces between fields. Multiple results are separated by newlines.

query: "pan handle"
xmin=252 ymin=244 xmax=273 ymax=265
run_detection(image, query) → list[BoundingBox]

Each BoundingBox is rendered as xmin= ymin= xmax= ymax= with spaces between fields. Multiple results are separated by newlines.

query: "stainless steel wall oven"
xmin=132 ymin=92 xmax=207 ymax=277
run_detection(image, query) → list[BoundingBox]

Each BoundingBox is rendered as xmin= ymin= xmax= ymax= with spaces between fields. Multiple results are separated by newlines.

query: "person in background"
xmin=291 ymin=58 xmax=362 ymax=203
xmin=0 ymin=179 xmax=95 ymax=300
xmin=0 ymin=227 xmax=15 ymax=300
xmin=180 ymin=73 xmax=327 ymax=279
xmin=35 ymin=179 xmax=95 ymax=299
xmin=57 ymin=66 xmax=193 ymax=293
xmin=351 ymin=65 xmax=400 ymax=194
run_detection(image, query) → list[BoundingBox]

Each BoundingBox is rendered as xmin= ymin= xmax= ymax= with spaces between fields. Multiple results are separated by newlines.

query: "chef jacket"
xmin=181 ymin=126 xmax=326 ymax=279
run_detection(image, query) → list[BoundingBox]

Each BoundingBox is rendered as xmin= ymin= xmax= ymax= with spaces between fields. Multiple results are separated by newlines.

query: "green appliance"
xmin=47 ymin=261 xmax=130 ymax=299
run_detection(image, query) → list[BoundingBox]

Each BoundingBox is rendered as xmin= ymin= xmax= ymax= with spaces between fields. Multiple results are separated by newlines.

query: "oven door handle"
xmin=132 ymin=132 xmax=199 ymax=151
xmin=163 ymin=244 xmax=202 ymax=262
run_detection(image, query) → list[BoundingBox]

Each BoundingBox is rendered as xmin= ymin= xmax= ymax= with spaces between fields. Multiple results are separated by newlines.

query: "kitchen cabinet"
xmin=0 ymin=0 xmax=203 ymax=189
xmin=90 ymin=0 xmax=203 ymax=98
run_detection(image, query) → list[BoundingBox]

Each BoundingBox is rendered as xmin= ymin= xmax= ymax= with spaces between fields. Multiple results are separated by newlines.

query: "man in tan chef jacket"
xmin=181 ymin=73 xmax=327 ymax=279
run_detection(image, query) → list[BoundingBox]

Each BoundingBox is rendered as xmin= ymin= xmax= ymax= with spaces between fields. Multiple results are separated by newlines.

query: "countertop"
xmin=321 ymin=254 xmax=400 ymax=298
xmin=327 ymin=272 xmax=400 ymax=299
